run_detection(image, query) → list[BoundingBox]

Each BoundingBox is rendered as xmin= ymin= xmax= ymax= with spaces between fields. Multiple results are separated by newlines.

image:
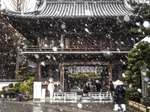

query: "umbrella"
xmin=114 ymin=80 xmax=124 ymax=85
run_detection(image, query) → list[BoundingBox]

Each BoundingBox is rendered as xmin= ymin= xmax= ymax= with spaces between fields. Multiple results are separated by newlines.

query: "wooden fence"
xmin=128 ymin=100 xmax=150 ymax=112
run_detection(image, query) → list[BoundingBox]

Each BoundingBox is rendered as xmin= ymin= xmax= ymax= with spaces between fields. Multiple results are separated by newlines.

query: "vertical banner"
xmin=33 ymin=82 xmax=42 ymax=101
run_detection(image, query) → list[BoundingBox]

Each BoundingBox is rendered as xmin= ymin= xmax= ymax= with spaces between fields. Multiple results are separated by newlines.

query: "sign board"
xmin=67 ymin=66 xmax=103 ymax=74
xmin=33 ymin=82 xmax=42 ymax=101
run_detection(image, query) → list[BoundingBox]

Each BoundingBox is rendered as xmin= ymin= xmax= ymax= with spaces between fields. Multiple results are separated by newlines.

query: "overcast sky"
xmin=1 ymin=0 xmax=36 ymax=11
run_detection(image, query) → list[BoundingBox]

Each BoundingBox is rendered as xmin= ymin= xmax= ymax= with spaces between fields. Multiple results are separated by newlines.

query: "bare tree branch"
xmin=3 ymin=0 xmax=34 ymax=12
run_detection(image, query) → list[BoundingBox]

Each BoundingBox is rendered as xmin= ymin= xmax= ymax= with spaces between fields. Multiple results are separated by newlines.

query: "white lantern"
xmin=143 ymin=21 xmax=150 ymax=28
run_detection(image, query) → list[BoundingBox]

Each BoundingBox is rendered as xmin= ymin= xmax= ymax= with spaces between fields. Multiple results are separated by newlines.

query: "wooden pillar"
xmin=60 ymin=35 xmax=64 ymax=50
xmin=36 ymin=62 xmax=41 ymax=81
xmin=64 ymin=72 xmax=68 ymax=92
xmin=108 ymin=63 xmax=112 ymax=83
xmin=59 ymin=63 xmax=64 ymax=92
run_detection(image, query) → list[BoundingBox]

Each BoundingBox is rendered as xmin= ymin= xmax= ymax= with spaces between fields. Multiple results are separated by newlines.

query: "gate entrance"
xmin=68 ymin=73 xmax=102 ymax=92
xmin=65 ymin=66 xmax=108 ymax=93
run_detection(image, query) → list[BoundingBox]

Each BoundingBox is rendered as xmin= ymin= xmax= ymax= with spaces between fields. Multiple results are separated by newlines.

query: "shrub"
xmin=20 ymin=84 xmax=30 ymax=94
xmin=147 ymin=64 xmax=150 ymax=69
xmin=14 ymin=82 xmax=21 ymax=91
xmin=123 ymin=75 xmax=131 ymax=81
xmin=132 ymin=83 xmax=140 ymax=87
xmin=135 ymin=60 xmax=144 ymax=66
xmin=131 ymin=75 xmax=139 ymax=80
xmin=131 ymin=52 xmax=140 ymax=57
xmin=125 ymin=95 xmax=141 ymax=103
xmin=8 ymin=83 xmax=13 ymax=88
xmin=128 ymin=58 xmax=137 ymax=63
xmin=148 ymin=87 xmax=150 ymax=92
xmin=124 ymin=70 xmax=133 ymax=76
xmin=126 ymin=88 xmax=137 ymax=94
xmin=127 ymin=65 xmax=132 ymax=70
xmin=146 ymin=70 xmax=150 ymax=77
xmin=136 ymin=41 xmax=149 ymax=50
xmin=132 ymin=66 xmax=138 ymax=72
xmin=7 ymin=88 xmax=15 ymax=93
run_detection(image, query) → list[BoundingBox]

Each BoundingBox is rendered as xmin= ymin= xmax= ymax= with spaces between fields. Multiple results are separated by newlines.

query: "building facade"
xmin=3 ymin=0 xmax=143 ymax=92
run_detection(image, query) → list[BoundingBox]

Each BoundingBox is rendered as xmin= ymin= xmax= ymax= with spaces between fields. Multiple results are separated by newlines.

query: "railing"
xmin=23 ymin=45 xmax=132 ymax=53
xmin=54 ymin=92 xmax=77 ymax=102
xmin=100 ymin=92 xmax=113 ymax=103
xmin=53 ymin=92 xmax=112 ymax=103
xmin=0 ymin=79 xmax=23 ymax=82
xmin=89 ymin=92 xmax=112 ymax=103
xmin=128 ymin=100 xmax=150 ymax=112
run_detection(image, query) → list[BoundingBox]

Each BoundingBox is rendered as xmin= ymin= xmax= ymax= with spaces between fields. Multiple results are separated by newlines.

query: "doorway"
xmin=68 ymin=73 xmax=102 ymax=93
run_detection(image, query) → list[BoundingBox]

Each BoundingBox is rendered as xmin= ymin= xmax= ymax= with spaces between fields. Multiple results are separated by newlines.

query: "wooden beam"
xmin=22 ymin=51 xmax=129 ymax=54
xmin=44 ymin=62 xmax=59 ymax=65
xmin=63 ymin=61 xmax=109 ymax=66
xmin=59 ymin=63 xmax=64 ymax=92
xmin=108 ymin=63 xmax=112 ymax=83
xmin=36 ymin=62 xmax=41 ymax=81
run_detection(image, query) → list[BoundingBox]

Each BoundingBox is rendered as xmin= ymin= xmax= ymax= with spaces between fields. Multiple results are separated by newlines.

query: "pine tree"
xmin=129 ymin=0 xmax=150 ymax=36
xmin=123 ymin=0 xmax=150 ymax=103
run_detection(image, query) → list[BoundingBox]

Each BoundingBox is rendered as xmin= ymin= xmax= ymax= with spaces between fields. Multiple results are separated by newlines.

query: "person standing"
xmin=83 ymin=83 xmax=90 ymax=96
xmin=113 ymin=80 xmax=126 ymax=112
xmin=48 ymin=78 xmax=55 ymax=99
xmin=104 ymin=81 xmax=109 ymax=92
xmin=96 ymin=82 xmax=101 ymax=92
xmin=109 ymin=81 xmax=115 ymax=96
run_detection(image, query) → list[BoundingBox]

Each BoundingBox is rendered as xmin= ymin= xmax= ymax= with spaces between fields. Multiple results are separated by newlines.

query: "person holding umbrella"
xmin=113 ymin=80 xmax=126 ymax=112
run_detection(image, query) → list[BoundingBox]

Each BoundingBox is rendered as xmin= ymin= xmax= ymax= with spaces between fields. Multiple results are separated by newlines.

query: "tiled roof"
xmin=3 ymin=0 xmax=133 ymax=18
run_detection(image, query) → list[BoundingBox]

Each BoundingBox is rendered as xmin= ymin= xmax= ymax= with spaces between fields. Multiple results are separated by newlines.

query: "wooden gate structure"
xmin=3 ymin=0 xmax=144 ymax=92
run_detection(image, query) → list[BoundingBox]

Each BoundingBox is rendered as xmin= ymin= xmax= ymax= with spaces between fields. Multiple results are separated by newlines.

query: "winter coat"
xmin=109 ymin=84 xmax=115 ymax=92
xmin=114 ymin=85 xmax=126 ymax=104
xmin=83 ymin=86 xmax=90 ymax=93
xmin=96 ymin=83 xmax=101 ymax=90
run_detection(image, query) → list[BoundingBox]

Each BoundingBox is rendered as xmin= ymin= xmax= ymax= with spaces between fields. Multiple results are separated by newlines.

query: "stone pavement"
xmin=0 ymin=97 xmax=132 ymax=112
